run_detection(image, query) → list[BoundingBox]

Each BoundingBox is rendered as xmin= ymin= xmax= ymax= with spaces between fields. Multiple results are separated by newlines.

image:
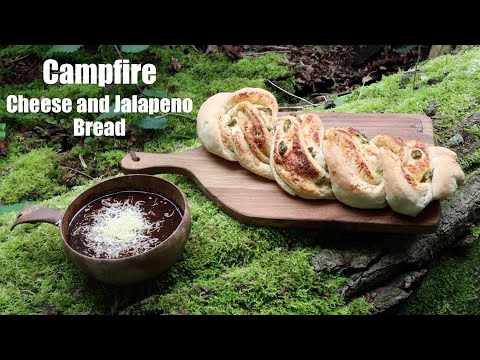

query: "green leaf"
xmin=472 ymin=224 xmax=480 ymax=239
xmin=84 ymin=136 xmax=94 ymax=143
xmin=45 ymin=118 xmax=58 ymax=125
xmin=60 ymin=119 xmax=70 ymax=129
xmin=96 ymin=104 xmax=123 ymax=120
xmin=121 ymin=45 xmax=150 ymax=53
xmin=45 ymin=45 xmax=83 ymax=57
xmin=394 ymin=45 xmax=417 ymax=54
xmin=0 ymin=123 xmax=5 ymax=140
xmin=142 ymin=89 xmax=167 ymax=98
xmin=0 ymin=201 xmax=37 ymax=216
xmin=136 ymin=117 xmax=168 ymax=129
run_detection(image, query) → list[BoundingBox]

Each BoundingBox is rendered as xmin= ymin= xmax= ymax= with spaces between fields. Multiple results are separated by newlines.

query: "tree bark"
xmin=335 ymin=174 xmax=480 ymax=309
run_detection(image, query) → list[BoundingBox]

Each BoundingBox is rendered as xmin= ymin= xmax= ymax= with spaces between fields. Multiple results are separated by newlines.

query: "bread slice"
xmin=373 ymin=134 xmax=433 ymax=216
xmin=196 ymin=92 xmax=236 ymax=161
xmin=324 ymin=128 xmax=386 ymax=209
xmin=197 ymin=88 xmax=278 ymax=179
xmin=429 ymin=146 xmax=465 ymax=200
xmin=270 ymin=114 xmax=334 ymax=199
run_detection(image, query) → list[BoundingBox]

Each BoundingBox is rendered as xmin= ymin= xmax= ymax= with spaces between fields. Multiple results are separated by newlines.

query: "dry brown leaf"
xmin=221 ymin=45 xmax=243 ymax=60
xmin=362 ymin=74 xmax=373 ymax=84
xmin=0 ymin=140 xmax=8 ymax=156
xmin=170 ymin=57 xmax=182 ymax=73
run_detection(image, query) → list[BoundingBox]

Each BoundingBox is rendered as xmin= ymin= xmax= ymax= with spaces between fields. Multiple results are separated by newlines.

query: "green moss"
xmin=401 ymin=241 xmax=480 ymax=315
xmin=400 ymin=222 xmax=480 ymax=315
xmin=0 ymin=45 xmax=50 ymax=59
xmin=127 ymin=248 xmax=371 ymax=315
xmin=472 ymin=224 xmax=480 ymax=239
xmin=0 ymin=148 xmax=66 ymax=204
xmin=467 ymin=124 xmax=480 ymax=138
xmin=0 ymin=137 xmax=29 ymax=170
xmin=95 ymin=150 xmax=125 ymax=173
xmin=0 ymin=176 xmax=371 ymax=314
xmin=459 ymin=149 xmax=480 ymax=170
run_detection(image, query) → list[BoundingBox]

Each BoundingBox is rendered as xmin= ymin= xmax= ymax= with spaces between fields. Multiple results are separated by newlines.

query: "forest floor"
xmin=0 ymin=45 xmax=479 ymax=314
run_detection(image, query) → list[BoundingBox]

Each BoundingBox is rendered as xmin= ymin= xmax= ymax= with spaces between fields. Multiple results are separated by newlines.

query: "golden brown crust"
xmin=197 ymin=88 xmax=278 ymax=179
xmin=270 ymin=115 xmax=334 ymax=199
xmin=227 ymin=102 xmax=271 ymax=163
xmin=372 ymin=134 xmax=433 ymax=216
xmin=298 ymin=113 xmax=327 ymax=169
xmin=226 ymin=87 xmax=278 ymax=131
xmin=324 ymin=128 xmax=386 ymax=209
xmin=429 ymin=146 xmax=465 ymax=200
xmin=197 ymin=92 xmax=237 ymax=161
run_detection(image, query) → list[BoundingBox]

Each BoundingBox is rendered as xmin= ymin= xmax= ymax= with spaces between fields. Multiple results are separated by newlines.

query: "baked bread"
xmin=197 ymin=87 xmax=278 ymax=179
xmin=324 ymin=128 xmax=387 ymax=209
xmin=197 ymin=92 xmax=236 ymax=161
xmin=198 ymin=89 xmax=465 ymax=216
xmin=428 ymin=146 xmax=465 ymax=200
xmin=270 ymin=114 xmax=334 ymax=199
xmin=373 ymin=135 xmax=433 ymax=216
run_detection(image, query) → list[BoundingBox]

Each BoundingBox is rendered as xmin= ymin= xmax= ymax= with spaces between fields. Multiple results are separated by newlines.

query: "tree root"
xmin=337 ymin=174 xmax=480 ymax=309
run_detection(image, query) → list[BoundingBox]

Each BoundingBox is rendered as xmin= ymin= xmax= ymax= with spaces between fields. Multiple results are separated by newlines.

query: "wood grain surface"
xmin=121 ymin=113 xmax=440 ymax=233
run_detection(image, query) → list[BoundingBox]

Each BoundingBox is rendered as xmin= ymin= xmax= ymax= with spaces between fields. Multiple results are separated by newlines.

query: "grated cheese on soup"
xmin=72 ymin=197 xmax=165 ymax=259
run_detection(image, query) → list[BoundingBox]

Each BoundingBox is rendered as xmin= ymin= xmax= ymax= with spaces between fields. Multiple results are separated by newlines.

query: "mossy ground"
xmin=398 ymin=238 xmax=480 ymax=315
xmin=0 ymin=175 xmax=371 ymax=315
xmin=0 ymin=148 xmax=66 ymax=204
xmin=1 ymin=45 xmax=479 ymax=314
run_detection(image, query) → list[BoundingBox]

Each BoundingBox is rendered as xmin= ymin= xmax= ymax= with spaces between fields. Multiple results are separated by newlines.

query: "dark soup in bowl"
xmin=68 ymin=191 xmax=183 ymax=259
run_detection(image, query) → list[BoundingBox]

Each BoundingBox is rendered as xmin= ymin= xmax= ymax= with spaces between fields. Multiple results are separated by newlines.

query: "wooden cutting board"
xmin=121 ymin=112 xmax=440 ymax=234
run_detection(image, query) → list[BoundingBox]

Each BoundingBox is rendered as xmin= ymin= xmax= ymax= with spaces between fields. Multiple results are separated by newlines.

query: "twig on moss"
xmin=278 ymin=105 xmax=317 ymax=110
xmin=59 ymin=166 xmax=94 ymax=180
xmin=312 ymin=90 xmax=352 ymax=98
xmin=412 ymin=45 xmax=422 ymax=90
xmin=244 ymin=50 xmax=290 ymax=57
xmin=4 ymin=54 xmax=30 ymax=66
xmin=79 ymin=155 xmax=87 ymax=169
xmin=113 ymin=45 xmax=143 ymax=94
xmin=357 ymin=82 xmax=366 ymax=101
xmin=265 ymin=79 xmax=316 ymax=106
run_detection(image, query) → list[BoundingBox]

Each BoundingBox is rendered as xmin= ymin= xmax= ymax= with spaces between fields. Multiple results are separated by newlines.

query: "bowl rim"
xmin=60 ymin=174 xmax=191 ymax=263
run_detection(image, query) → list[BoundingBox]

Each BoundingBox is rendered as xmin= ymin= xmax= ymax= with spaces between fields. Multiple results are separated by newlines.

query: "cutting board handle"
xmin=121 ymin=149 xmax=199 ymax=177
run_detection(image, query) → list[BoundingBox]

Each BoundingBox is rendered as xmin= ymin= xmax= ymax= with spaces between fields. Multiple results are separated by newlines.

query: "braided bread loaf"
xmin=197 ymin=89 xmax=465 ymax=216
xmin=197 ymin=88 xmax=278 ymax=179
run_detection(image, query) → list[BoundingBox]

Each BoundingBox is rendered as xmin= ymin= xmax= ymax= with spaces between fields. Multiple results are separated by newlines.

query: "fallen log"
xmin=322 ymin=173 xmax=480 ymax=310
